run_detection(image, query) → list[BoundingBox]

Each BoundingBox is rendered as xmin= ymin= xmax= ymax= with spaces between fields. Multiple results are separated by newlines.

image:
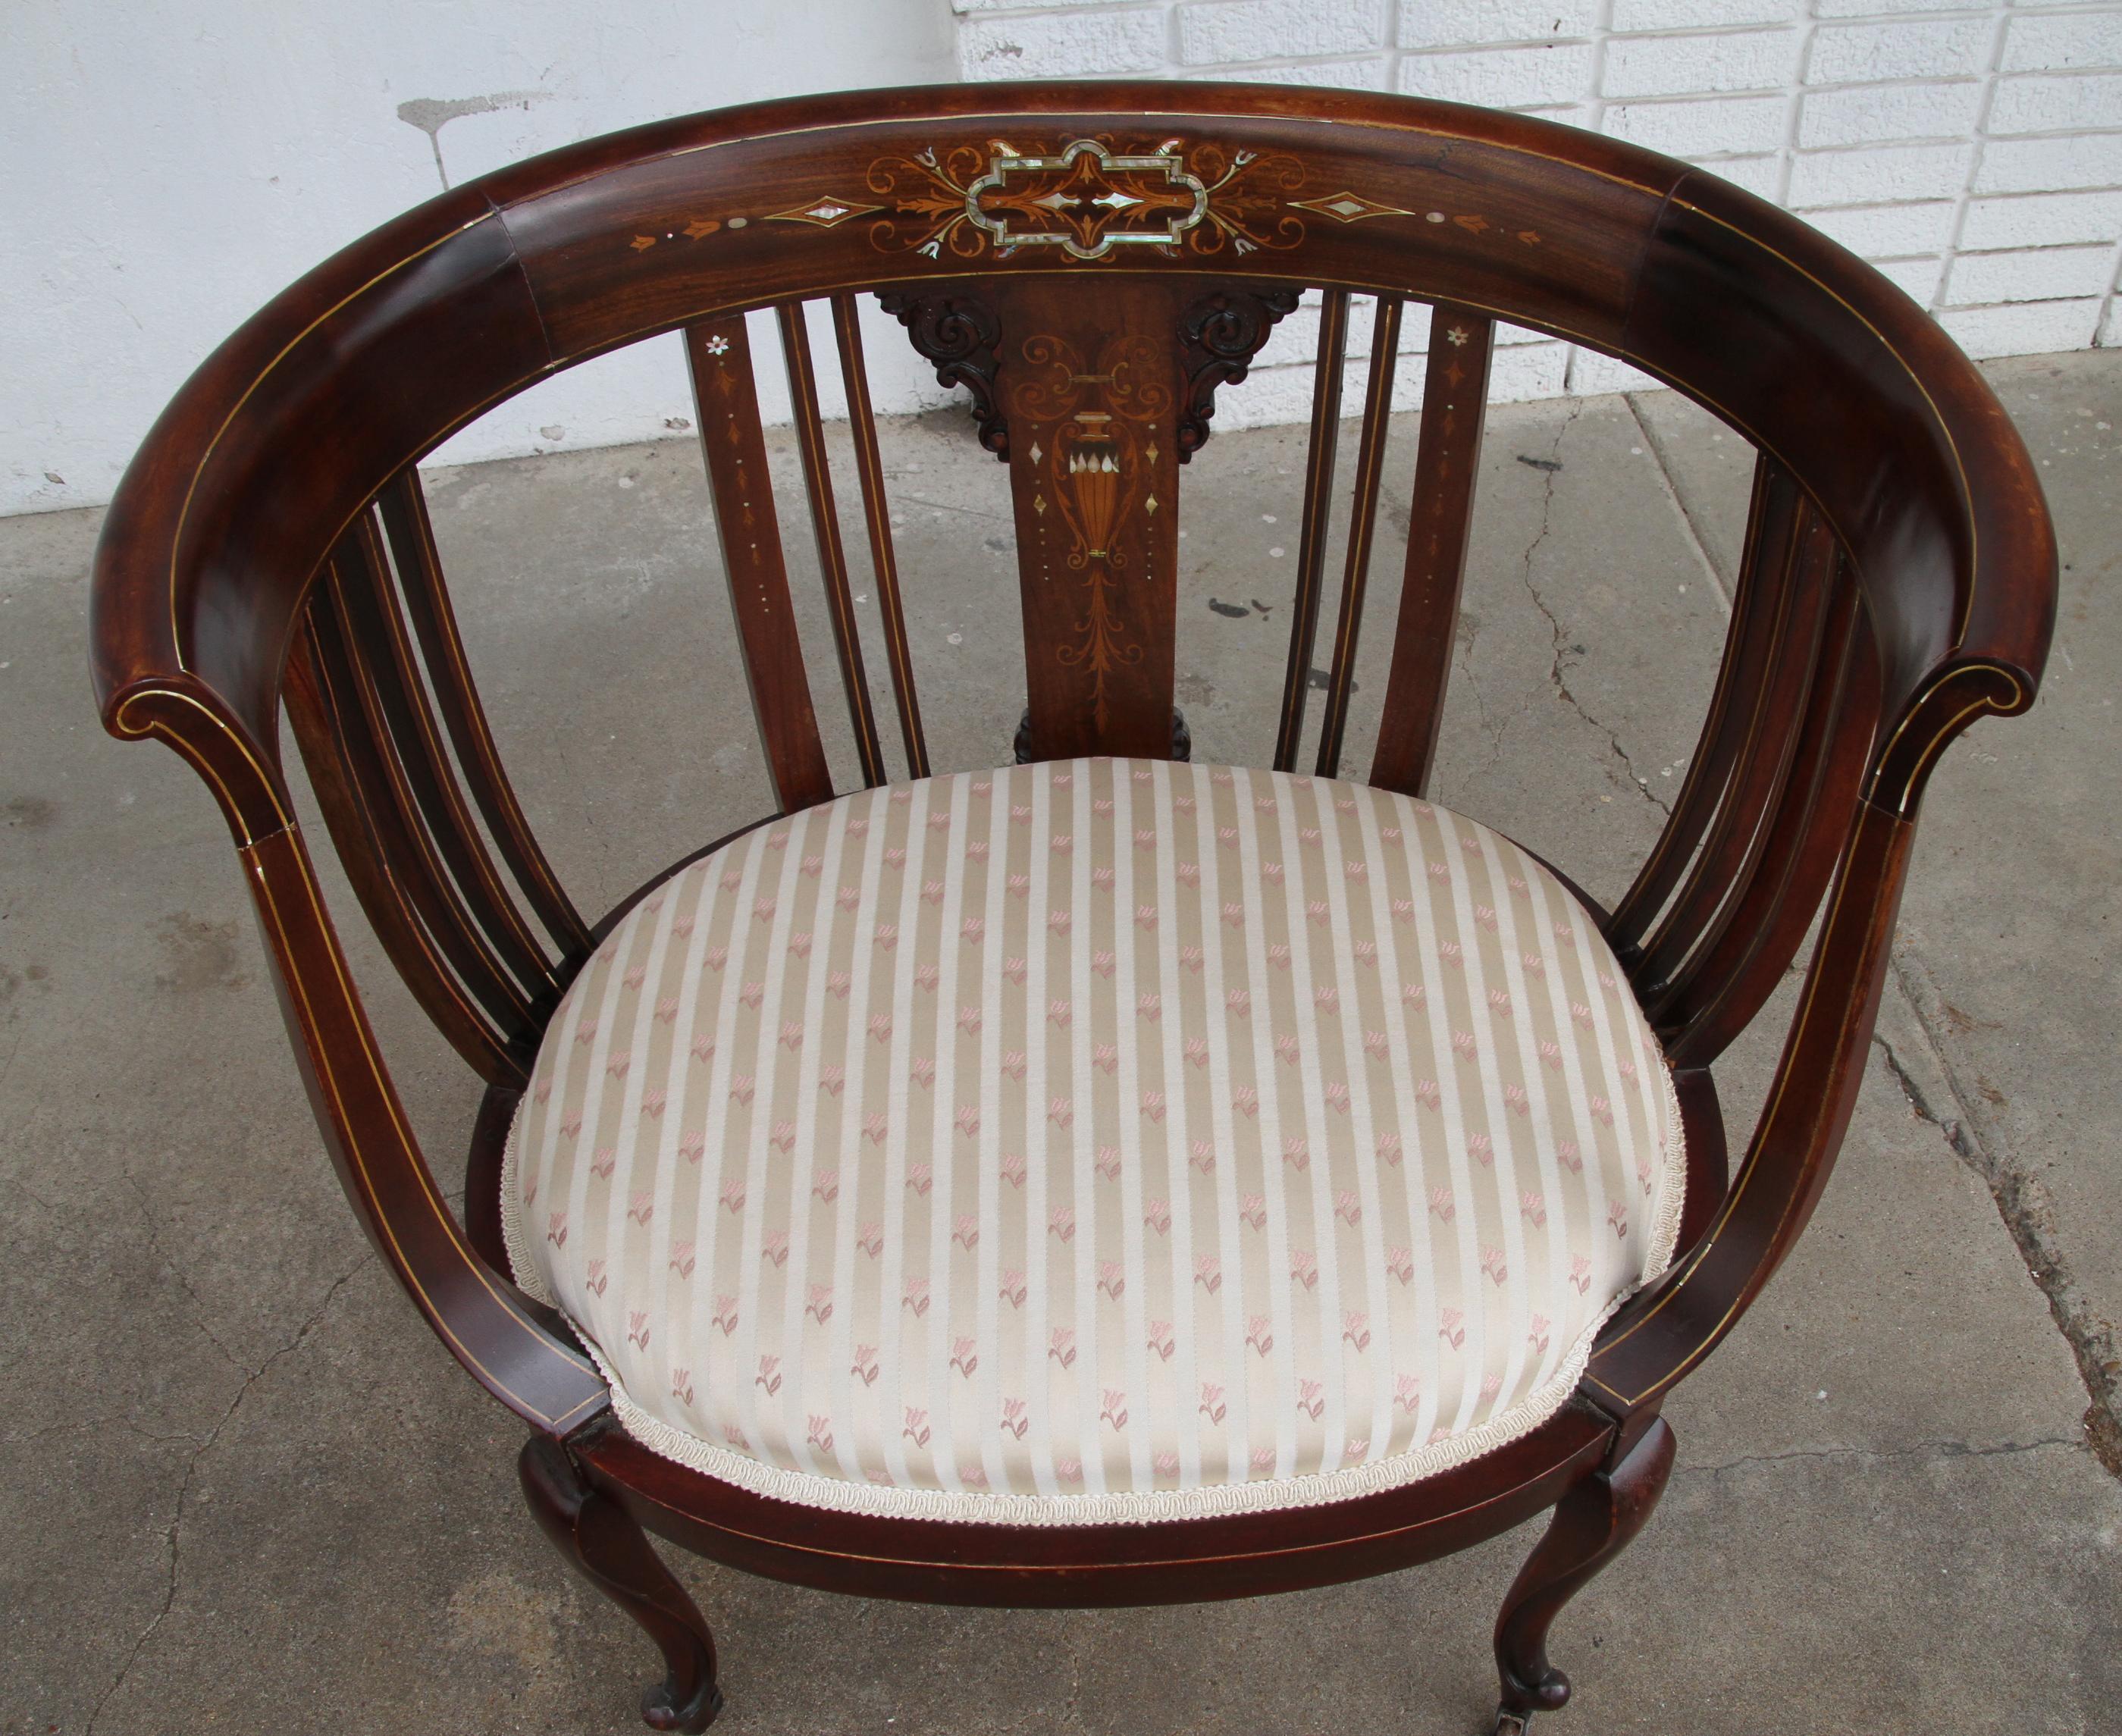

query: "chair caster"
xmin=1493 ymin=1662 xmax=1569 ymax=1733
xmin=644 ymin=1675 xmax=723 ymax=1732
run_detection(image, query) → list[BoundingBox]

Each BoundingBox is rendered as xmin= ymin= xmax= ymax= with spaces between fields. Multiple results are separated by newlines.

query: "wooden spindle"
xmin=1313 ymin=294 xmax=1404 ymax=779
xmin=1607 ymin=453 xmax=1789 ymax=959
xmin=287 ymin=585 xmax=529 ymax=1083
xmin=1273 ymin=290 xmax=1351 ymax=772
xmin=334 ymin=509 xmax=557 ymax=1001
xmin=1631 ymin=493 xmax=1841 ymax=998
xmin=830 ymin=293 xmax=929 ymax=780
xmin=684 ymin=315 xmax=834 ymax=813
xmin=1660 ymin=567 xmax=1876 ymax=1066
xmin=318 ymin=550 xmax=534 ymax=1032
xmin=1367 ymin=308 xmax=1494 ymax=799
xmin=779 ymin=299 xmax=886 ymax=788
xmin=378 ymin=470 xmax=592 ymax=960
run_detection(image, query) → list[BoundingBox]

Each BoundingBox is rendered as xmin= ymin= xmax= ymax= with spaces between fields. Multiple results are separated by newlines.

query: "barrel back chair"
xmin=92 ymin=82 xmax=2055 ymax=1734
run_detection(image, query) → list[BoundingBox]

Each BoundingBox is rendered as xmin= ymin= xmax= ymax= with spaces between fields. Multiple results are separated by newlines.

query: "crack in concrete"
xmin=1879 ymin=964 xmax=2122 ymax=1482
xmin=1516 ymin=401 xmax=1672 ymax=817
xmin=83 ymin=1255 xmax=370 ymax=1735
xmin=1873 ymin=1035 xmax=1976 ymax=1160
xmin=0 ymin=1414 xmax=203 ymax=1449
xmin=1678 ymin=1435 xmax=2080 ymax=1481
xmin=124 ymin=1170 xmax=247 ymax=1377
xmin=886 ymin=489 xmax=1012 ymax=525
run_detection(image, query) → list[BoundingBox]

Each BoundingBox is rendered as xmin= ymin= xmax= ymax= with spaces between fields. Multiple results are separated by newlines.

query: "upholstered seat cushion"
xmin=503 ymin=759 xmax=1683 ymax=1524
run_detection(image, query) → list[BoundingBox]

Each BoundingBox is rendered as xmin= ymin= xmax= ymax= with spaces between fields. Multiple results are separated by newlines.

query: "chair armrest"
xmin=241 ymin=816 xmax=610 ymax=1436
xmin=1584 ymin=791 xmax=1914 ymax=1412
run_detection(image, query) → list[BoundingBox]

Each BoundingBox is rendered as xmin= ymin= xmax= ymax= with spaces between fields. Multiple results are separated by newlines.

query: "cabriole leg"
xmin=519 ymin=1435 xmax=723 ymax=1732
xmin=1491 ymin=1414 xmax=1676 ymax=1734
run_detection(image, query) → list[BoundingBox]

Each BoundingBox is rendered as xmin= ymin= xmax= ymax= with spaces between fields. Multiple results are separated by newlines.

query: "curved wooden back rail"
xmin=92 ymin=80 xmax=2054 ymax=1722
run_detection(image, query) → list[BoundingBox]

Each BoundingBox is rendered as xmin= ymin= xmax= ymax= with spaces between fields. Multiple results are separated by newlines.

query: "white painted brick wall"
xmin=1400 ymin=42 xmax=1600 ymax=105
xmin=959 ymin=7 xmax=1168 ymax=76
xmin=1960 ymin=185 xmax=2122 ymax=246
xmin=1604 ymin=28 xmax=1807 ymax=96
xmin=1177 ymin=0 xmax=1385 ymax=64
xmin=952 ymin=0 xmax=2122 ymax=407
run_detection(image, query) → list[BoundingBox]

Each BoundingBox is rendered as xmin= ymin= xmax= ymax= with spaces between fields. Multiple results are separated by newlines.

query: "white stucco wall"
xmin=2 ymin=0 xmax=958 ymax=517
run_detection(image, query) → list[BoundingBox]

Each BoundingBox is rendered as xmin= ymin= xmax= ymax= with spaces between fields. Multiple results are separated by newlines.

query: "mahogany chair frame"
xmin=92 ymin=83 xmax=2055 ymax=1733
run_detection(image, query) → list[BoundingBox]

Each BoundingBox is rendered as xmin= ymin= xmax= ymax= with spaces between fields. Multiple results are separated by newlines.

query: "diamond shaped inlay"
xmin=766 ymin=196 xmax=884 ymax=228
xmin=1290 ymin=190 xmax=1413 ymax=224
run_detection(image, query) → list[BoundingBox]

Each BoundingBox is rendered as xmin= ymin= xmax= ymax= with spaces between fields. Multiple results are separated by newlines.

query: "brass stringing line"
xmin=1870 ymin=663 xmax=2026 ymax=813
xmin=130 ymin=725 xmax=259 ymax=848
xmin=1592 ymin=804 xmax=1895 ymax=1391
xmin=1670 ymin=196 xmax=1979 ymax=647
xmin=605 ymin=105 xmax=1675 ymax=199
xmin=165 ymin=214 xmax=492 ymax=666
xmin=244 ymin=851 xmax=569 ymax=1421
xmin=262 ymin=820 xmax=598 ymax=1402
xmin=111 ymin=688 xmax=293 ymax=841
xmin=1880 ymin=694 xmax=2013 ymax=816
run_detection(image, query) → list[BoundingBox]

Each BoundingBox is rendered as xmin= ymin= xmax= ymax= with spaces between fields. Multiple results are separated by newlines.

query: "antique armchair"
xmin=91 ymin=81 xmax=2055 ymax=1732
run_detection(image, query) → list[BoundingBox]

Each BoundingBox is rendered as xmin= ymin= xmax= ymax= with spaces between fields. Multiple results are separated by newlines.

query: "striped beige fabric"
xmin=502 ymin=760 xmax=1684 ymax=1524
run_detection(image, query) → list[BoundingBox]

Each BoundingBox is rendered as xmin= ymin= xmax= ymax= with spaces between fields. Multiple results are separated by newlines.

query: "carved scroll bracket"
xmin=885 ymin=282 xmax=1301 ymax=468
xmin=878 ymin=289 xmax=1009 ymax=460
xmin=1176 ymin=285 xmax=1301 ymax=461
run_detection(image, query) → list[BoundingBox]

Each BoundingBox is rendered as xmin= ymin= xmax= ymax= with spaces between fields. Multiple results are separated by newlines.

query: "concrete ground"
xmin=3 ymin=345 xmax=2117 ymax=1735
